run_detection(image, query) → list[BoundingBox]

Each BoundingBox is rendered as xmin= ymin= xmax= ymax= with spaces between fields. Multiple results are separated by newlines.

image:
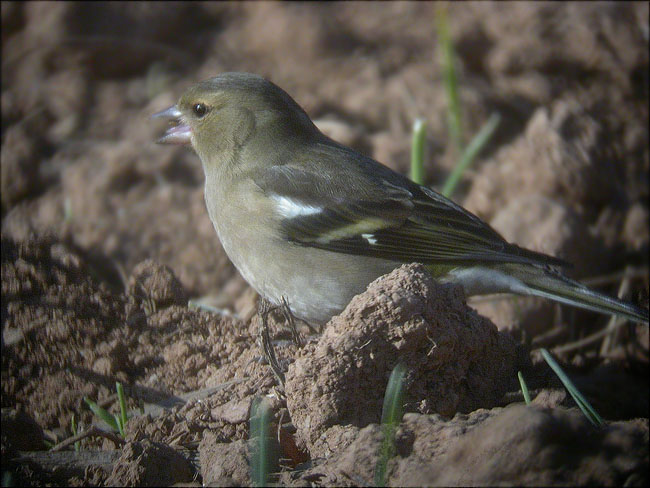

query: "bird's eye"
xmin=193 ymin=103 xmax=209 ymax=118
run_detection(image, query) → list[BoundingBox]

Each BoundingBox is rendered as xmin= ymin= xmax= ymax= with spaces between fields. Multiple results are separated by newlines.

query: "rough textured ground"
xmin=2 ymin=2 xmax=648 ymax=486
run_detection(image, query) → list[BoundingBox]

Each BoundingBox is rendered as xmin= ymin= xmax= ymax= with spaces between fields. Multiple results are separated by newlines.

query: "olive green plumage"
xmin=154 ymin=72 xmax=648 ymax=326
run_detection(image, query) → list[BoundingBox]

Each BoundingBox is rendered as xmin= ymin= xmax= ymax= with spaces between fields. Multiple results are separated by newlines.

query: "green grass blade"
xmin=517 ymin=371 xmax=531 ymax=405
xmin=380 ymin=363 xmax=408 ymax=425
xmin=540 ymin=348 xmax=604 ymax=427
xmin=116 ymin=382 xmax=128 ymax=437
xmin=83 ymin=397 xmax=120 ymax=432
xmin=436 ymin=6 xmax=462 ymax=155
xmin=410 ymin=118 xmax=427 ymax=184
xmin=442 ymin=112 xmax=500 ymax=197
xmin=249 ymin=397 xmax=272 ymax=487
xmin=374 ymin=363 xmax=408 ymax=487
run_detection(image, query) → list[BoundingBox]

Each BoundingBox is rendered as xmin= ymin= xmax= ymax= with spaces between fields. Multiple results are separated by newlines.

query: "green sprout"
xmin=441 ymin=113 xmax=500 ymax=197
xmin=410 ymin=119 xmax=427 ymax=185
xmin=541 ymin=348 xmax=604 ymax=427
xmin=413 ymin=5 xmax=502 ymax=198
xmin=83 ymin=381 xmax=129 ymax=437
xmin=249 ymin=397 xmax=273 ymax=487
xmin=518 ymin=371 xmax=531 ymax=405
xmin=374 ymin=363 xmax=408 ymax=487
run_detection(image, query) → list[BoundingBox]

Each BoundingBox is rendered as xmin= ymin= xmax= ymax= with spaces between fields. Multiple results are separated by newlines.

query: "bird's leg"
xmin=258 ymin=298 xmax=285 ymax=387
xmin=280 ymin=296 xmax=321 ymax=337
xmin=279 ymin=296 xmax=303 ymax=348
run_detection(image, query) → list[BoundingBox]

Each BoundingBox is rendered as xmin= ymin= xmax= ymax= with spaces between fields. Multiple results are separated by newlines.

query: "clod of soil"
xmin=286 ymin=263 xmax=522 ymax=457
xmin=105 ymin=439 xmax=194 ymax=487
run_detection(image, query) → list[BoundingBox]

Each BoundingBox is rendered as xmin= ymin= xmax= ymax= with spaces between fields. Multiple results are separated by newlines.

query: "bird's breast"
xmin=202 ymin=178 xmax=398 ymax=324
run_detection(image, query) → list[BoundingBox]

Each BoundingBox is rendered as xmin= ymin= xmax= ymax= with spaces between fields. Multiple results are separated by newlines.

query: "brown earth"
xmin=2 ymin=2 xmax=648 ymax=486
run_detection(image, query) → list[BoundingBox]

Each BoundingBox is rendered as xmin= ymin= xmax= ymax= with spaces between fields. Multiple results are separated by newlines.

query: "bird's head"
xmin=154 ymin=72 xmax=318 ymax=172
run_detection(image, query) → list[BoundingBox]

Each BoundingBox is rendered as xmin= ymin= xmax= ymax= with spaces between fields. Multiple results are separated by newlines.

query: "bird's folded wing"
xmin=253 ymin=164 xmax=567 ymax=268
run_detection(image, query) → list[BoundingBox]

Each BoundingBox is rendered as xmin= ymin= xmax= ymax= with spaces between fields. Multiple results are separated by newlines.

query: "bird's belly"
xmin=216 ymin=223 xmax=397 ymax=325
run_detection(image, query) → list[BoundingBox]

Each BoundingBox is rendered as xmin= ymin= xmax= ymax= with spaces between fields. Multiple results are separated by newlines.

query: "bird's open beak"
xmin=152 ymin=106 xmax=192 ymax=145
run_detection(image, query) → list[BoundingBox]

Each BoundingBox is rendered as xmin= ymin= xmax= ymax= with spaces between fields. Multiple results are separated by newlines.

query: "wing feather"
xmin=253 ymin=160 xmax=567 ymax=268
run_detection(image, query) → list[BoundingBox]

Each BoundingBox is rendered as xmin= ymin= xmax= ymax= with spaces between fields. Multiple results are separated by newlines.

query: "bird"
xmin=153 ymin=72 xmax=649 ymax=328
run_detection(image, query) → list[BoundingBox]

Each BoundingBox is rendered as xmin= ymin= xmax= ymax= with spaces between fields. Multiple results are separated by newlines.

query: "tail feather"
xmin=505 ymin=265 xmax=649 ymax=325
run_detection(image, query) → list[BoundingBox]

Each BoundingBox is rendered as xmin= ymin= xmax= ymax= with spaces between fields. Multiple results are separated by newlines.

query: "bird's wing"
xmin=253 ymin=157 xmax=567 ymax=268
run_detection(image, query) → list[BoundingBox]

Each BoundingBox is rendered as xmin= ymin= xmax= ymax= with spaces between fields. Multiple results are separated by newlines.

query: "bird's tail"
xmin=502 ymin=264 xmax=649 ymax=325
